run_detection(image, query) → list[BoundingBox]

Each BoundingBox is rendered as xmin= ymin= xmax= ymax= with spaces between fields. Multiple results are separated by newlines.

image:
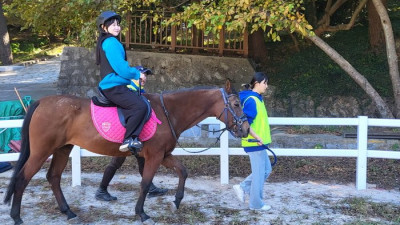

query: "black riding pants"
xmin=101 ymin=85 xmax=147 ymax=139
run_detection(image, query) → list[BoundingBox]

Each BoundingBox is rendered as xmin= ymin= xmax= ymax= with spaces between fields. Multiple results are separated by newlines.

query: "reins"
xmin=247 ymin=139 xmax=277 ymax=166
xmin=160 ymin=91 xmax=214 ymax=153
xmin=159 ymin=88 xmax=245 ymax=154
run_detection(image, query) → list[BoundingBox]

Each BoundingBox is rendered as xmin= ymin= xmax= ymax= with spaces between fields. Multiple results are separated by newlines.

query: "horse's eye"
xmin=234 ymin=103 xmax=240 ymax=107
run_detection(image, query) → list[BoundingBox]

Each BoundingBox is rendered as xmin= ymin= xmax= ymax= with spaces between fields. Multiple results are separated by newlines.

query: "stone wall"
xmin=58 ymin=47 xmax=255 ymax=98
xmin=58 ymin=47 xmax=383 ymax=117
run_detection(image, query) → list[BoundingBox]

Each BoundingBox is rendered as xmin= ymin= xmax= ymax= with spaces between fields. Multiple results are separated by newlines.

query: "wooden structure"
xmin=121 ymin=12 xmax=248 ymax=57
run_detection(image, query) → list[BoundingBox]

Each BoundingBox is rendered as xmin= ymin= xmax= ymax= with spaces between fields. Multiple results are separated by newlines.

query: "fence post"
xmin=71 ymin=145 xmax=81 ymax=187
xmin=356 ymin=116 xmax=368 ymax=190
xmin=218 ymin=28 xmax=224 ymax=56
xmin=220 ymin=121 xmax=229 ymax=184
xmin=171 ymin=25 xmax=176 ymax=52
xmin=125 ymin=14 xmax=131 ymax=49
xmin=243 ymin=28 xmax=249 ymax=57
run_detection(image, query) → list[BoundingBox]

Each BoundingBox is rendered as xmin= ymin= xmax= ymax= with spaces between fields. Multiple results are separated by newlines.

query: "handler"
xmin=233 ymin=72 xmax=273 ymax=211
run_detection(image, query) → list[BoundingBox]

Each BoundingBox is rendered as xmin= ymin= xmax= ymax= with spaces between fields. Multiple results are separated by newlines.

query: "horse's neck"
xmin=166 ymin=89 xmax=220 ymax=135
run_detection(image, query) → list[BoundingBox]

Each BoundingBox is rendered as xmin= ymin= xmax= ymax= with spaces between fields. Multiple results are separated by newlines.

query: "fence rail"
xmin=121 ymin=12 xmax=248 ymax=57
xmin=1 ymin=116 xmax=400 ymax=190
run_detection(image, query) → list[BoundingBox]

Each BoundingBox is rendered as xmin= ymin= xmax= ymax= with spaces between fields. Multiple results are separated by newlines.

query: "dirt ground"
xmin=1 ymin=167 xmax=400 ymax=225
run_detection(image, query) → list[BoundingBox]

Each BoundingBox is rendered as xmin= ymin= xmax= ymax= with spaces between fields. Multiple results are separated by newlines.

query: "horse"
xmin=4 ymin=80 xmax=250 ymax=224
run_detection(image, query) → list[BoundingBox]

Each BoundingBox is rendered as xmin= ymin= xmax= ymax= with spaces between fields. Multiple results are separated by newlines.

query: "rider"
xmin=96 ymin=10 xmax=146 ymax=154
xmin=96 ymin=68 xmax=168 ymax=201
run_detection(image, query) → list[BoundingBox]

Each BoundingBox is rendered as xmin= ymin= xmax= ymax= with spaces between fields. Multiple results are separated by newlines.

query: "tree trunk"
xmin=0 ymin=2 xmax=12 ymax=65
xmin=372 ymin=0 xmax=400 ymax=118
xmin=307 ymin=35 xmax=394 ymax=118
xmin=368 ymin=0 xmax=386 ymax=53
xmin=248 ymin=29 xmax=267 ymax=62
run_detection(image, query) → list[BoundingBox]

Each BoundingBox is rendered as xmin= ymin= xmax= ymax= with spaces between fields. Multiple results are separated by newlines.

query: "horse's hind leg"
xmin=10 ymin=155 xmax=51 ymax=225
xmin=161 ymin=155 xmax=188 ymax=209
xmin=46 ymin=145 xmax=76 ymax=220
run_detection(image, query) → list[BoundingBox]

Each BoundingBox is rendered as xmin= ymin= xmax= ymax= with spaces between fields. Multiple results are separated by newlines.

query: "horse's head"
xmin=217 ymin=80 xmax=250 ymax=138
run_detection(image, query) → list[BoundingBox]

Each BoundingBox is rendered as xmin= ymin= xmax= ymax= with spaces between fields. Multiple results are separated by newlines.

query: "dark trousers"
xmin=101 ymin=85 xmax=147 ymax=139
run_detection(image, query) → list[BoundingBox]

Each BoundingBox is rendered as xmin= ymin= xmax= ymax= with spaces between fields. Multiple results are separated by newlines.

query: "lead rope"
xmin=159 ymin=92 xmax=226 ymax=153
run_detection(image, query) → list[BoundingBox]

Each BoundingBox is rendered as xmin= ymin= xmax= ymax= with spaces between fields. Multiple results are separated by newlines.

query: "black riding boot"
xmin=147 ymin=183 xmax=168 ymax=198
xmin=95 ymin=187 xmax=117 ymax=201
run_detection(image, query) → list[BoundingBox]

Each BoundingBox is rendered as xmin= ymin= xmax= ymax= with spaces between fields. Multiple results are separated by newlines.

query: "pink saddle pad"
xmin=91 ymin=101 xmax=162 ymax=143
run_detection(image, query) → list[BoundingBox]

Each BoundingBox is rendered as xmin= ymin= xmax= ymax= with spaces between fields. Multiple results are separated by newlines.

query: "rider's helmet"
xmin=96 ymin=11 xmax=121 ymax=32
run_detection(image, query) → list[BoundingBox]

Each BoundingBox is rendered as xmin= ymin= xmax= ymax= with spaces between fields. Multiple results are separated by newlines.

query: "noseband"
xmin=217 ymin=88 xmax=247 ymax=137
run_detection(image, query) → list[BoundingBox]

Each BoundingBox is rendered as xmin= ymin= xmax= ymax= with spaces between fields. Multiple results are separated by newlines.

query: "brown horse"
xmin=4 ymin=81 xmax=249 ymax=224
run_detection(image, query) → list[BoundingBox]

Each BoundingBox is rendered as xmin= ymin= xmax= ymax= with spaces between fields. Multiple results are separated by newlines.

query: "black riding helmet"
xmin=96 ymin=11 xmax=121 ymax=32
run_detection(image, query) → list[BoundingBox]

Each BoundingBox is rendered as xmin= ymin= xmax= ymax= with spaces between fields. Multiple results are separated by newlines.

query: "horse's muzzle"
xmin=234 ymin=122 xmax=250 ymax=138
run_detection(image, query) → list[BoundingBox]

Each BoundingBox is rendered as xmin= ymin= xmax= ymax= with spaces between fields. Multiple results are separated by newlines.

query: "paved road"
xmin=0 ymin=57 xmax=59 ymax=102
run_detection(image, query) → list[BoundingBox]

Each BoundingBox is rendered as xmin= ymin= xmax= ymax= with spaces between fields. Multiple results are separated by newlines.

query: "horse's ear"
xmin=225 ymin=80 xmax=232 ymax=94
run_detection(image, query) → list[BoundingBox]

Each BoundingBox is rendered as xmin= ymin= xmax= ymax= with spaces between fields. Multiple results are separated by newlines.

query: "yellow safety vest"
xmin=127 ymin=80 xmax=143 ymax=92
xmin=241 ymin=96 xmax=271 ymax=147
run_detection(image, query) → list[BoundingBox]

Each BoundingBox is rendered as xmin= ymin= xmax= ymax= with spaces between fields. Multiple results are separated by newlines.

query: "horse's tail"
xmin=4 ymin=100 xmax=40 ymax=205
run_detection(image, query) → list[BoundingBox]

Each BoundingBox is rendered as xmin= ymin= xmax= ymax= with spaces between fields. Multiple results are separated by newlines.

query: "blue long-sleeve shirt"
xmin=99 ymin=37 xmax=140 ymax=90
xmin=239 ymin=90 xmax=264 ymax=125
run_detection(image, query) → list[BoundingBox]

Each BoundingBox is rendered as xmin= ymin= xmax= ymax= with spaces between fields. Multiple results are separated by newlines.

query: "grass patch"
xmin=11 ymin=43 xmax=66 ymax=63
xmin=154 ymin=203 xmax=208 ymax=224
xmin=338 ymin=197 xmax=400 ymax=223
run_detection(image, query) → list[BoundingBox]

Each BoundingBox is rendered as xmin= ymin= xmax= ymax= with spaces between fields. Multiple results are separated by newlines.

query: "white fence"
xmin=1 ymin=116 xmax=400 ymax=190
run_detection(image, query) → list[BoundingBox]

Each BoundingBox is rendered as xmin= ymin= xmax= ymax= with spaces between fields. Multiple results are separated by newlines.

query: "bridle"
xmin=216 ymin=88 xmax=248 ymax=138
xmin=159 ymin=88 xmax=248 ymax=153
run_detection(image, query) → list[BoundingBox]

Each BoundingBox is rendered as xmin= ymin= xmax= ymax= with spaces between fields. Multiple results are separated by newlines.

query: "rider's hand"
xmin=140 ymin=72 xmax=147 ymax=86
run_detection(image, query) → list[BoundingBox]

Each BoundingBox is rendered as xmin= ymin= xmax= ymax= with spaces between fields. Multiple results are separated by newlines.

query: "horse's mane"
xmin=161 ymin=86 xmax=219 ymax=95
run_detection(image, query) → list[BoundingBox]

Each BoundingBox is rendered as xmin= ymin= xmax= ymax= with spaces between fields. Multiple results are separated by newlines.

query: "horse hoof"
xmin=173 ymin=199 xmax=181 ymax=209
xmin=142 ymin=218 xmax=155 ymax=225
xmin=169 ymin=201 xmax=177 ymax=212
xmin=66 ymin=210 xmax=77 ymax=220
xmin=14 ymin=218 xmax=23 ymax=225
xmin=139 ymin=212 xmax=150 ymax=223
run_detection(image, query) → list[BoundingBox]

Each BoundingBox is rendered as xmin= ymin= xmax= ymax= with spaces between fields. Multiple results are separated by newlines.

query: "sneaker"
xmin=119 ymin=137 xmax=143 ymax=153
xmin=130 ymin=137 xmax=143 ymax=149
xmin=233 ymin=185 xmax=245 ymax=203
xmin=250 ymin=205 xmax=271 ymax=211
xmin=119 ymin=138 xmax=133 ymax=152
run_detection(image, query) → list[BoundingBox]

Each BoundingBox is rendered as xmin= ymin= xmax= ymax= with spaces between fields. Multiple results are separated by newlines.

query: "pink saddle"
xmin=90 ymin=101 xmax=162 ymax=143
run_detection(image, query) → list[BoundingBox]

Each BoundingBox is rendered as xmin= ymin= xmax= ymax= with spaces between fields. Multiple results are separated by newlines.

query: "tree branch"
xmin=372 ymin=0 xmax=400 ymax=118
xmin=315 ymin=0 xmax=349 ymax=35
xmin=307 ymin=34 xmax=394 ymax=118
xmin=325 ymin=0 xmax=368 ymax=31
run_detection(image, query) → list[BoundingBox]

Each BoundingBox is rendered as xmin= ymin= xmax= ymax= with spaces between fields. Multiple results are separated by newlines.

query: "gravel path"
xmin=1 ymin=169 xmax=399 ymax=225
xmin=0 ymin=57 xmax=59 ymax=101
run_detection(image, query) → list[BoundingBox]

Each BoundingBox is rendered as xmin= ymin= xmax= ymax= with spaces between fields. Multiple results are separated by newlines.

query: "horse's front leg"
xmin=135 ymin=156 xmax=162 ymax=223
xmin=161 ymin=155 xmax=188 ymax=209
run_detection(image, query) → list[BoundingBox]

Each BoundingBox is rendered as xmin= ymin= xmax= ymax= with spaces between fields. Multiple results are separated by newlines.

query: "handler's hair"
xmin=242 ymin=72 xmax=269 ymax=90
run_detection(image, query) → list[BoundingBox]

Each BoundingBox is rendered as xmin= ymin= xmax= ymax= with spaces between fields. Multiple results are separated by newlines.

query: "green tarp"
xmin=0 ymin=97 xmax=32 ymax=153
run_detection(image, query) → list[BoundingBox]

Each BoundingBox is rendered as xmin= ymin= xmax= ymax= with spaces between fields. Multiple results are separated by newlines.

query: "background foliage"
xmin=3 ymin=0 xmax=400 ymax=100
